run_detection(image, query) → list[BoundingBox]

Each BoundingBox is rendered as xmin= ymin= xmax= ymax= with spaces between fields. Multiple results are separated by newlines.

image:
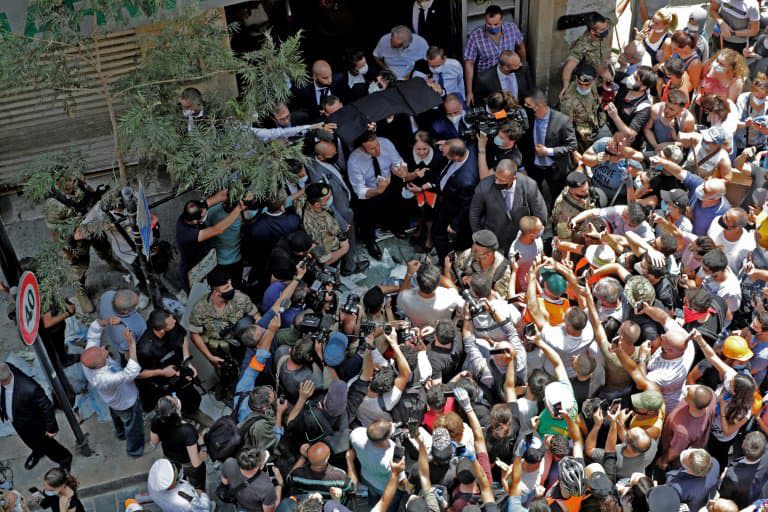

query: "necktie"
xmin=0 ymin=386 xmax=7 ymax=422
xmin=436 ymin=72 xmax=444 ymax=88
xmin=418 ymin=7 xmax=427 ymax=34
xmin=318 ymin=87 xmax=329 ymax=105
xmin=372 ymin=156 xmax=382 ymax=178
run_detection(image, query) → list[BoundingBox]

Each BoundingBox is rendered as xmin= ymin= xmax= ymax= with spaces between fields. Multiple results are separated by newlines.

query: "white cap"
xmin=148 ymin=459 xmax=176 ymax=492
xmin=544 ymin=381 xmax=576 ymax=417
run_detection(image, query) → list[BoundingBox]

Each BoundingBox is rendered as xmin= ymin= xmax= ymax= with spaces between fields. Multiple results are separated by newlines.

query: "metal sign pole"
xmin=0 ymin=221 xmax=92 ymax=456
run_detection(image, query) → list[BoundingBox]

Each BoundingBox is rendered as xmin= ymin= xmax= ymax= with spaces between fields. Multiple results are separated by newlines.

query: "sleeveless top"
xmin=644 ymin=31 xmax=669 ymax=66
xmin=653 ymin=106 xmax=693 ymax=143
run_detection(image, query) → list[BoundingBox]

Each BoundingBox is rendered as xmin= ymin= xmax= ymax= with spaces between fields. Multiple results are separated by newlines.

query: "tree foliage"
xmin=2 ymin=0 xmax=307 ymax=283
xmin=25 ymin=242 xmax=79 ymax=314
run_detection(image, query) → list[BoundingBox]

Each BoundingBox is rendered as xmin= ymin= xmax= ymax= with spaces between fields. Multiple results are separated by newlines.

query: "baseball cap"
xmin=324 ymin=380 xmax=349 ymax=417
xmin=623 ymin=275 xmax=656 ymax=308
xmin=701 ymin=126 xmax=726 ymax=145
xmin=541 ymin=269 xmax=567 ymax=296
xmin=566 ymin=171 xmax=589 ymax=188
xmin=431 ymin=427 xmax=453 ymax=463
xmin=722 ymin=335 xmax=754 ymax=362
xmin=323 ymin=332 xmax=349 ymax=366
xmin=631 ymin=389 xmax=664 ymax=411
xmin=584 ymin=244 xmax=616 ymax=267
xmin=660 ymin=188 xmax=689 ymax=209
xmin=544 ymin=381 xmax=575 ymax=417
xmin=647 ymin=485 xmax=681 ymax=512
xmin=585 ymin=463 xmax=613 ymax=497
xmin=148 ymin=459 xmax=176 ymax=492
xmin=626 ymin=159 xmax=643 ymax=170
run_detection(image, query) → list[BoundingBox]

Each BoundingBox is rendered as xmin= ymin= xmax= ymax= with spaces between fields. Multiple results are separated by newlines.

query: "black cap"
xmin=660 ymin=188 xmax=688 ymax=209
xmin=586 ymin=472 xmax=613 ymax=497
xmin=306 ymin=182 xmax=331 ymax=202
xmin=566 ymin=171 xmax=588 ymax=188
xmin=472 ymin=229 xmax=499 ymax=249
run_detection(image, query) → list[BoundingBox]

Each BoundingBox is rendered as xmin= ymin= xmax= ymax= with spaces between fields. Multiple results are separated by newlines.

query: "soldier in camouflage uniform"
xmin=44 ymin=176 xmax=123 ymax=313
xmin=189 ymin=269 xmax=258 ymax=399
xmin=559 ymin=64 xmax=604 ymax=153
xmin=301 ymin=182 xmax=350 ymax=265
xmin=450 ymin=230 xmax=513 ymax=298
xmin=561 ymin=13 xmax=613 ymax=96
xmin=551 ymin=170 xmax=598 ymax=242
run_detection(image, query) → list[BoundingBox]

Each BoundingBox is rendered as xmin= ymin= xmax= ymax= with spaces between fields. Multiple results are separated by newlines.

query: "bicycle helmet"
xmin=558 ymin=456 xmax=586 ymax=497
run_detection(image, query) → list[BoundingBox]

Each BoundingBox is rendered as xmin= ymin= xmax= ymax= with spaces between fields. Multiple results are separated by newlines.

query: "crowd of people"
xmin=4 ymin=0 xmax=768 ymax=511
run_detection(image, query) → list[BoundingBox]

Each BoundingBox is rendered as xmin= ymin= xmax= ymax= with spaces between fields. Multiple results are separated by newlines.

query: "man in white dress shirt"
xmin=373 ymin=25 xmax=429 ymax=80
xmin=81 ymin=318 xmax=145 ymax=457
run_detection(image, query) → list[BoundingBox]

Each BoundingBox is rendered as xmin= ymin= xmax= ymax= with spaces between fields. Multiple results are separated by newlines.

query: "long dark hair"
xmin=725 ymin=373 xmax=755 ymax=424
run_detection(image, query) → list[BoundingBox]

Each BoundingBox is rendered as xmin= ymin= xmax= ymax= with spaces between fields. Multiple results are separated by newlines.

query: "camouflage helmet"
xmin=623 ymin=275 xmax=656 ymax=308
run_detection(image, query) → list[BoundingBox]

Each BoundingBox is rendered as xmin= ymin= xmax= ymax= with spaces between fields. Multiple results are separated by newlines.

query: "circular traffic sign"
xmin=16 ymin=271 xmax=40 ymax=346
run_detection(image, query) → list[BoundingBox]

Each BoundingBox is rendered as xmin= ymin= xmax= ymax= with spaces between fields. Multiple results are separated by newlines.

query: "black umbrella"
xmin=328 ymin=78 xmax=442 ymax=147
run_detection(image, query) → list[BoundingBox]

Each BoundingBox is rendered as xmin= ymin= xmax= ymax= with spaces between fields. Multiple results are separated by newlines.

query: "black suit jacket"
xmin=290 ymin=73 xmax=347 ymax=123
xmin=435 ymin=151 xmax=479 ymax=231
xmin=469 ymin=174 xmax=548 ymax=254
xmin=475 ymin=63 xmax=533 ymax=103
xmin=520 ymin=108 xmax=577 ymax=178
xmin=8 ymin=364 xmax=58 ymax=435
xmin=719 ymin=458 xmax=760 ymax=508
xmin=400 ymin=0 xmax=452 ymax=51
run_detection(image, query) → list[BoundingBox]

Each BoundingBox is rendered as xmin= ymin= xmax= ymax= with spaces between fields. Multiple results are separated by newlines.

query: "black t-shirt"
xmin=40 ymin=492 xmax=86 ymax=512
xmin=427 ymin=343 xmax=464 ymax=381
xmin=609 ymin=83 xmax=652 ymax=149
xmin=176 ymin=216 xmax=211 ymax=276
xmin=488 ymin=145 xmax=523 ymax=170
xmin=654 ymin=278 xmax=676 ymax=311
xmin=150 ymin=419 xmax=198 ymax=464
xmin=137 ymin=324 xmax=187 ymax=371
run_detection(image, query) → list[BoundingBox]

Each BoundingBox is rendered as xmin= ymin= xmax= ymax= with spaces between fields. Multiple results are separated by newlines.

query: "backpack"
xmin=379 ymin=382 xmax=428 ymax=424
xmin=204 ymin=393 xmax=263 ymax=461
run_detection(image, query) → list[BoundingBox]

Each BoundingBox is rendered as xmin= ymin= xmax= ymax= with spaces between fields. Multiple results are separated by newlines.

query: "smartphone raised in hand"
xmin=393 ymin=444 xmax=405 ymax=463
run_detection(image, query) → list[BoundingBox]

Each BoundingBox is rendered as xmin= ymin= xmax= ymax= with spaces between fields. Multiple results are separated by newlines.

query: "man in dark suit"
xmin=306 ymin=140 xmax=369 ymax=275
xmin=474 ymin=50 xmax=532 ymax=104
xmin=0 ymin=362 xmax=72 ymax=471
xmin=433 ymin=139 xmax=479 ymax=260
xmin=400 ymin=0 xmax=452 ymax=51
xmin=718 ymin=431 xmax=766 ymax=508
xmin=469 ymin=158 xmax=547 ymax=255
xmin=520 ymin=88 xmax=577 ymax=210
xmin=290 ymin=60 xmax=347 ymax=123
xmin=430 ymin=94 xmax=470 ymax=141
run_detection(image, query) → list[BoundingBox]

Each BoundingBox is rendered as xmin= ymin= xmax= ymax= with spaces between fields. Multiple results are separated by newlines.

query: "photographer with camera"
xmin=446 ymin=229 xmax=513 ymax=299
xmin=285 ymin=379 xmax=351 ymax=460
xmin=137 ymin=309 xmax=211 ymax=427
xmin=302 ymin=183 xmax=350 ymax=266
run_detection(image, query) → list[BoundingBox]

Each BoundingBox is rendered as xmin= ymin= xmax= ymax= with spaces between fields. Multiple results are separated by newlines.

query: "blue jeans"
xmin=110 ymin=399 xmax=145 ymax=457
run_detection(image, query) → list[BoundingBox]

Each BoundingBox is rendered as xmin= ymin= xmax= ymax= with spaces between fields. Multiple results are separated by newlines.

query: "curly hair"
xmin=714 ymin=48 xmax=749 ymax=80
xmin=433 ymin=412 xmax=465 ymax=442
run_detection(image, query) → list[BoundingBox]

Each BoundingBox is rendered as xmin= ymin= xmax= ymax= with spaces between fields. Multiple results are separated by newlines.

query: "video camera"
xmin=298 ymin=313 xmax=336 ymax=341
xmin=306 ymin=265 xmax=341 ymax=314
xmin=459 ymin=107 xmax=528 ymax=142
xmin=451 ymin=259 xmax=484 ymax=318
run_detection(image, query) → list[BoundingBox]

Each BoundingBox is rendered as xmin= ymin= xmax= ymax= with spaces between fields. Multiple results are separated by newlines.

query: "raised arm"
xmin=530 ymin=326 xmax=569 ymax=383
xmin=691 ymin=329 xmax=731 ymax=379
xmin=454 ymin=387 xmax=487 ymax=456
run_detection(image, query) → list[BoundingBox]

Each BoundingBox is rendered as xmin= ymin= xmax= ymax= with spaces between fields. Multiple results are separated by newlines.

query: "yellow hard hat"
xmin=722 ymin=336 xmax=753 ymax=362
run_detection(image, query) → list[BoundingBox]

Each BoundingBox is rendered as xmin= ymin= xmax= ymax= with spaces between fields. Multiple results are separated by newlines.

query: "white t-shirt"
xmin=357 ymin=387 xmax=404 ymax=427
xmin=541 ymin=323 xmax=596 ymax=379
xmin=702 ymin=268 xmax=743 ymax=314
xmin=707 ymin=218 xmax=756 ymax=274
xmin=398 ymin=287 xmax=464 ymax=327
xmin=647 ymin=319 xmax=695 ymax=412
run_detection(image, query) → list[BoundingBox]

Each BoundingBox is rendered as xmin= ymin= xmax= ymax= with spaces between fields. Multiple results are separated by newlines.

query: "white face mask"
xmin=576 ymin=85 xmax=592 ymax=96
xmin=182 ymin=109 xmax=195 ymax=117
xmin=358 ymin=64 xmax=369 ymax=75
xmin=430 ymin=65 xmax=444 ymax=74
xmin=622 ymin=74 xmax=639 ymax=90
xmin=447 ymin=113 xmax=463 ymax=124
xmin=43 ymin=489 xmax=59 ymax=497
xmin=368 ymin=81 xmax=382 ymax=94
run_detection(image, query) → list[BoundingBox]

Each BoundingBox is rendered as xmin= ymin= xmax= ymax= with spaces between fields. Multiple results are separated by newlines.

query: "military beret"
xmin=305 ymin=182 xmax=331 ymax=202
xmin=472 ymin=229 xmax=499 ymax=249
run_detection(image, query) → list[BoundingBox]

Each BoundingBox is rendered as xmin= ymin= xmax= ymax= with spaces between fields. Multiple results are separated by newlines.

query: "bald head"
xmin=627 ymin=427 xmax=651 ymax=453
xmin=724 ymin=207 xmax=748 ymax=229
xmin=707 ymin=499 xmax=738 ymax=512
xmin=307 ymin=442 xmax=331 ymax=465
xmin=498 ymin=51 xmax=522 ymax=74
xmin=443 ymin=138 xmax=468 ymax=160
xmin=312 ymin=60 xmax=333 ymax=87
xmin=619 ymin=321 xmax=641 ymax=344
xmin=700 ymin=178 xmax=726 ymax=203
xmin=688 ymin=384 xmax=714 ymax=410
xmin=662 ymin=328 xmax=689 ymax=355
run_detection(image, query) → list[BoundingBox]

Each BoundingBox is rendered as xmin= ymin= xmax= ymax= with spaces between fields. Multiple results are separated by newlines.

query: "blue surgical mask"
xmin=298 ymin=176 xmax=308 ymax=188
xmin=284 ymin=196 xmax=293 ymax=208
xmin=753 ymin=96 xmax=766 ymax=106
xmin=576 ymin=85 xmax=592 ymax=96
xmin=43 ymin=490 xmax=59 ymax=497
xmin=486 ymin=25 xmax=501 ymax=34
xmin=493 ymin=135 xmax=505 ymax=147
xmin=660 ymin=200 xmax=669 ymax=214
